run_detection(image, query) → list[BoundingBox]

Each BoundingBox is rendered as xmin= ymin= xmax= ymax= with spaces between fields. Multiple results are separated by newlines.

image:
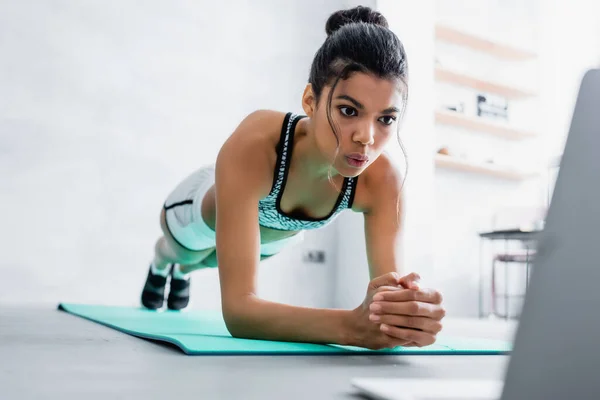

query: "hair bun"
xmin=325 ymin=6 xmax=389 ymax=36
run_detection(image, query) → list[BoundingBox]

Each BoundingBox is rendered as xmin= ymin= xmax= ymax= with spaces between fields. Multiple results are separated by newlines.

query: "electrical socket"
xmin=303 ymin=250 xmax=326 ymax=263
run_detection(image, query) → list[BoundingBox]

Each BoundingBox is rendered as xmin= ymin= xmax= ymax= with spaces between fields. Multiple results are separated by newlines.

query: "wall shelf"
xmin=435 ymin=24 xmax=537 ymax=60
xmin=434 ymin=154 xmax=536 ymax=180
xmin=435 ymin=109 xmax=537 ymax=140
xmin=435 ymin=67 xmax=537 ymax=99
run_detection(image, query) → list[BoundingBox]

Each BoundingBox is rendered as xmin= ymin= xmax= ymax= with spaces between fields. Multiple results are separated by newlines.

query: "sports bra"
xmin=257 ymin=112 xmax=358 ymax=231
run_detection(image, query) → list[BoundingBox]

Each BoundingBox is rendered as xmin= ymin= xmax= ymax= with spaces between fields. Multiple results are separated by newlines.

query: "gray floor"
xmin=1 ymin=306 xmax=513 ymax=400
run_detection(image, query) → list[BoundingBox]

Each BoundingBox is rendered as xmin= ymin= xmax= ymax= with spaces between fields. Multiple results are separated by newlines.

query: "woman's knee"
xmin=154 ymin=236 xmax=180 ymax=263
xmin=157 ymin=207 xmax=216 ymax=264
xmin=158 ymin=236 xmax=213 ymax=265
xmin=201 ymin=250 xmax=218 ymax=268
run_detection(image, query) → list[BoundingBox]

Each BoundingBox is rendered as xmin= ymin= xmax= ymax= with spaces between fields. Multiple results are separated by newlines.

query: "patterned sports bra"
xmin=257 ymin=112 xmax=358 ymax=231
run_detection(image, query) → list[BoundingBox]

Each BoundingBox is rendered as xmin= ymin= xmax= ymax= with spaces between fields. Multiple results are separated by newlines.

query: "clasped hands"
xmin=351 ymin=272 xmax=446 ymax=350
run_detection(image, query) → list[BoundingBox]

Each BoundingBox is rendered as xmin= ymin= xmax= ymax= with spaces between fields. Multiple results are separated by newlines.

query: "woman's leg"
xmin=156 ymin=208 xmax=215 ymax=266
xmin=152 ymin=236 xmax=179 ymax=269
xmin=152 ymin=236 xmax=215 ymax=269
xmin=179 ymin=250 xmax=217 ymax=272
xmin=141 ymin=209 xmax=214 ymax=310
xmin=177 ymin=251 xmax=275 ymax=275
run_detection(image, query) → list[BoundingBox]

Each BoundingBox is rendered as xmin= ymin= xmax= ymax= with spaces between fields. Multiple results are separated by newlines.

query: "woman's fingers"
xmin=370 ymin=300 xmax=446 ymax=320
xmin=379 ymin=324 xmax=436 ymax=347
xmin=386 ymin=339 xmax=413 ymax=348
xmin=375 ymin=285 xmax=406 ymax=293
xmin=398 ymin=272 xmax=421 ymax=290
xmin=369 ymin=314 xmax=443 ymax=334
xmin=374 ymin=288 xmax=443 ymax=304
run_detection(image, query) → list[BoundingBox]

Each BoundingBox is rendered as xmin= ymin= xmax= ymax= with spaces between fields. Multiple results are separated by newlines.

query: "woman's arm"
xmin=362 ymin=157 xmax=405 ymax=280
xmin=214 ymin=112 xmax=353 ymax=345
xmin=360 ymin=157 xmax=445 ymax=346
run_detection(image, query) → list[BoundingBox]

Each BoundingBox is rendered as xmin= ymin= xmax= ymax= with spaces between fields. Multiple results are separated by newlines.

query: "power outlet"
xmin=303 ymin=250 xmax=326 ymax=263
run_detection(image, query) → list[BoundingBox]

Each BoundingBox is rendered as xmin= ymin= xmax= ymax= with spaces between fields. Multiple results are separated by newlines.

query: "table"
xmin=478 ymin=229 xmax=542 ymax=319
xmin=478 ymin=229 xmax=542 ymax=242
xmin=0 ymin=305 xmax=514 ymax=400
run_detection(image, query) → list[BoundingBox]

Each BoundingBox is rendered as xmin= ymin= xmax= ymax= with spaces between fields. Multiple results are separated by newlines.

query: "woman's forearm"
xmin=223 ymin=295 xmax=356 ymax=346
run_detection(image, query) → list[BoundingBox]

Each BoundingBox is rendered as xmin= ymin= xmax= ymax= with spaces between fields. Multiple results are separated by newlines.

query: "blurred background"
xmin=2 ymin=0 xmax=598 ymax=320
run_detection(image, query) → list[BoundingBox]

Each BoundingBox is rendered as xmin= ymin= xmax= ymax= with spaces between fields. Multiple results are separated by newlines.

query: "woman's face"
xmin=304 ymin=72 xmax=404 ymax=178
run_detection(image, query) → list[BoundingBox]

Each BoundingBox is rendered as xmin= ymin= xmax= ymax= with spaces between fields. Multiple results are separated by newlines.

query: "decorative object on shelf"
xmin=445 ymin=102 xmax=465 ymax=113
xmin=477 ymin=93 xmax=509 ymax=121
xmin=437 ymin=146 xmax=450 ymax=156
xmin=437 ymin=146 xmax=469 ymax=160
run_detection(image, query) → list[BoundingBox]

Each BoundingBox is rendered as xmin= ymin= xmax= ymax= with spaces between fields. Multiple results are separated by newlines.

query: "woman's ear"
xmin=301 ymin=84 xmax=316 ymax=118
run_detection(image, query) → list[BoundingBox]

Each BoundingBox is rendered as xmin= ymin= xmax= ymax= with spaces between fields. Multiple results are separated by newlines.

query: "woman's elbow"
xmin=222 ymin=312 xmax=247 ymax=338
xmin=221 ymin=298 xmax=255 ymax=338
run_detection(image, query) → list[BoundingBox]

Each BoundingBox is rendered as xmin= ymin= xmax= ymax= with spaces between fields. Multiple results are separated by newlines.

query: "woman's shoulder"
xmin=215 ymin=109 xmax=289 ymax=197
xmin=228 ymin=109 xmax=289 ymax=148
xmin=364 ymin=151 xmax=404 ymax=184
xmin=352 ymin=151 xmax=405 ymax=212
xmin=239 ymin=109 xmax=288 ymax=131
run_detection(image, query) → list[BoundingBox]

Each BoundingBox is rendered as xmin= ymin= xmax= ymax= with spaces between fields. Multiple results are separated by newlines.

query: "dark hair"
xmin=308 ymin=6 xmax=409 ymax=195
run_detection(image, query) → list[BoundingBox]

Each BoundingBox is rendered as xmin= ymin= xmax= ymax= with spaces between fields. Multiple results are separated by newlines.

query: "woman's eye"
xmin=339 ymin=106 xmax=357 ymax=117
xmin=379 ymin=116 xmax=396 ymax=126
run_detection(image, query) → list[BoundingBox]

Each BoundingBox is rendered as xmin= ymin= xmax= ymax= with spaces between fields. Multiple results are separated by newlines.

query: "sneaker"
xmin=167 ymin=266 xmax=190 ymax=311
xmin=141 ymin=264 xmax=171 ymax=310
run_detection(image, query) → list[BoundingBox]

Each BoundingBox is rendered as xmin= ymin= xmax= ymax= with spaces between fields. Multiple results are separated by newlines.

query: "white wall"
xmin=536 ymin=0 xmax=600 ymax=157
xmin=0 ymin=0 xmax=347 ymax=308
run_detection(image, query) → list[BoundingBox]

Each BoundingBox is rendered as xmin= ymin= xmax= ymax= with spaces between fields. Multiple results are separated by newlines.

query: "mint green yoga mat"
xmin=58 ymin=303 xmax=511 ymax=355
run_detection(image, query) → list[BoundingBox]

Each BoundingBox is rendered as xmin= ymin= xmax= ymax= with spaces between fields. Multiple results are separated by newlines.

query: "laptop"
xmin=352 ymin=68 xmax=600 ymax=400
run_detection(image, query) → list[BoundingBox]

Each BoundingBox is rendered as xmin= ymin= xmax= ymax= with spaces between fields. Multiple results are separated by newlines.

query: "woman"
xmin=141 ymin=6 xmax=445 ymax=350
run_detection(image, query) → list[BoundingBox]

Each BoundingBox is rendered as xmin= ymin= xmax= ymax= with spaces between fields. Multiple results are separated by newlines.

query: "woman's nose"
xmin=353 ymin=123 xmax=375 ymax=145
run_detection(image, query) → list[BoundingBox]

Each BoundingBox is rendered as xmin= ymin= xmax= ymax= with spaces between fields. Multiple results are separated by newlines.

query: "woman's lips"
xmin=346 ymin=153 xmax=369 ymax=168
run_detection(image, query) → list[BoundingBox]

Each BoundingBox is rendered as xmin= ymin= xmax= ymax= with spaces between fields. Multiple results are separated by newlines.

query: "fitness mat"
xmin=58 ymin=303 xmax=511 ymax=355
